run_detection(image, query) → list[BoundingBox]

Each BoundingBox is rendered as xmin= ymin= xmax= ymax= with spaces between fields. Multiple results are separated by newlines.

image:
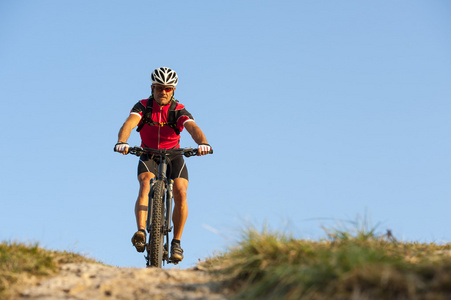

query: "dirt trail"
xmin=16 ymin=263 xmax=230 ymax=300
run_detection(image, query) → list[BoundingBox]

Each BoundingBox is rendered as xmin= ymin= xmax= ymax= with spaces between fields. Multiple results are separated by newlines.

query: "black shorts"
xmin=137 ymin=154 xmax=189 ymax=181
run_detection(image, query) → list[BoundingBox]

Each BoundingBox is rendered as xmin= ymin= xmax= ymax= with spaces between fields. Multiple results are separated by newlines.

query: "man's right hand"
xmin=114 ymin=142 xmax=129 ymax=155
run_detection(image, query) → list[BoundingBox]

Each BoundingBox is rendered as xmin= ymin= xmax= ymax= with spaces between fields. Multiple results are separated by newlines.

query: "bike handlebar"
xmin=126 ymin=146 xmax=213 ymax=158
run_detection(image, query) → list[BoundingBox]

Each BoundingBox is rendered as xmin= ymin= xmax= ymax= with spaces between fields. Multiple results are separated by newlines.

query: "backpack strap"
xmin=167 ymin=100 xmax=181 ymax=135
xmin=136 ymin=96 xmax=153 ymax=133
xmin=136 ymin=96 xmax=180 ymax=135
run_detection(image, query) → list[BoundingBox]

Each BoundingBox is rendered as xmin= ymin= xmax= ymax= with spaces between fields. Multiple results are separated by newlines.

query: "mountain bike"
xmin=126 ymin=146 xmax=213 ymax=268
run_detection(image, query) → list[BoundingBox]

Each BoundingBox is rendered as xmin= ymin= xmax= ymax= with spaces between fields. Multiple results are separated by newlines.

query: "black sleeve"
xmin=130 ymin=101 xmax=146 ymax=115
xmin=177 ymin=107 xmax=194 ymax=121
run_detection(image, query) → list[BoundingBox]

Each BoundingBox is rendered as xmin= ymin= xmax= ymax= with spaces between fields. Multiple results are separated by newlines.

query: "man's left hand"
xmin=198 ymin=144 xmax=211 ymax=156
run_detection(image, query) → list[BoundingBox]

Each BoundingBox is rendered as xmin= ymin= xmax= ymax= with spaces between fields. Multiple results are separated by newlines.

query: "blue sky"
xmin=1 ymin=1 xmax=450 ymax=268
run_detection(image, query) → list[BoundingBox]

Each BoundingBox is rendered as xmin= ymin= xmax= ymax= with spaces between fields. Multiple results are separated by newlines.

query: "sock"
xmin=172 ymin=239 xmax=181 ymax=245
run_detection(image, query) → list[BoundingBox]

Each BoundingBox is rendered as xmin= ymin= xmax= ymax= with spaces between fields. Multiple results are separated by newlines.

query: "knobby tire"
xmin=150 ymin=180 xmax=165 ymax=268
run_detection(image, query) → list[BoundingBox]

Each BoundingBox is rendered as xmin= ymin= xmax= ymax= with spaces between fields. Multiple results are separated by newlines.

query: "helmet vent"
xmin=151 ymin=67 xmax=178 ymax=86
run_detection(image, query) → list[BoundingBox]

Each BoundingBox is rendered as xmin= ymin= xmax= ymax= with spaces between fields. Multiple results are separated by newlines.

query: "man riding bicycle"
xmin=114 ymin=67 xmax=211 ymax=262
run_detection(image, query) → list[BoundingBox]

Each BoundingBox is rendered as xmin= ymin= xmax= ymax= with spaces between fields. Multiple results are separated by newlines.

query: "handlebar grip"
xmin=183 ymin=148 xmax=213 ymax=157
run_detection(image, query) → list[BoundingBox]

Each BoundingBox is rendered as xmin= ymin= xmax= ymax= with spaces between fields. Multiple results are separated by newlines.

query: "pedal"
xmin=169 ymin=259 xmax=179 ymax=265
xmin=163 ymin=244 xmax=169 ymax=261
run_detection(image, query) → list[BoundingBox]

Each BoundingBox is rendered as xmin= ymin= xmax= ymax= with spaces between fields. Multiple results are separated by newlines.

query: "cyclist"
xmin=114 ymin=67 xmax=211 ymax=262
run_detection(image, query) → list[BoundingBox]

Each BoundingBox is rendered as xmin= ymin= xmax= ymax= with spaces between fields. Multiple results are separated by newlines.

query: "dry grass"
xmin=202 ymin=224 xmax=451 ymax=300
xmin=0 ymin=241 xmax=99 ymax=299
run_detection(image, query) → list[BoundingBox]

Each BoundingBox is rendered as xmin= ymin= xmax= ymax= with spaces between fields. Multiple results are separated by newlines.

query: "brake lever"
xmin=183 ymin=150 xmax=197 ymax=157
xmin=128 ymin=147 xmax=144 ymax=156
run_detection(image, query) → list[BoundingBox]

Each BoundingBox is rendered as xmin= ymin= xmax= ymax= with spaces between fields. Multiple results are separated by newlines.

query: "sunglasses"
xmin=153 ymin=86 xmax=174 ymax=93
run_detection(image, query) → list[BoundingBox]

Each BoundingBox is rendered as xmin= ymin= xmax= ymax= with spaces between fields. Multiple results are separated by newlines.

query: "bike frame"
xmin=126 ymin=146 xmax=211 ymax=268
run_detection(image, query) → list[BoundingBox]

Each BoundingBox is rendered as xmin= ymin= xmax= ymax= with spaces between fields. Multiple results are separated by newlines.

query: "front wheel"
xmin=149 ymin=180 xmax=165 ymax=268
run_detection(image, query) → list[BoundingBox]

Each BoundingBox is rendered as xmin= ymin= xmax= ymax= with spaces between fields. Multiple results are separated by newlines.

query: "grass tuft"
xmin=0 ymin=241 xmax=100 ymax=299
xmin=202 ymin=223 xmax=451 ymax=299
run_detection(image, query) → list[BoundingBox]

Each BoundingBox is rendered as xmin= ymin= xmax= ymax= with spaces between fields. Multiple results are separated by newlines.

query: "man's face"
xmin=152 ymin=85 xmax=175 ymax=106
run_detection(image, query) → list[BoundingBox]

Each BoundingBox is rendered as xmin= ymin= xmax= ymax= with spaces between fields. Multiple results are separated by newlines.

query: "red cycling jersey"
xmin=130 ymin=98 xmax=194 ymax=149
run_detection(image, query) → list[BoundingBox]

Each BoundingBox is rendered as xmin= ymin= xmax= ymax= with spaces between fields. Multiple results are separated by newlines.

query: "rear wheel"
xmin=149 ymin=180 xmax=165 ymax=268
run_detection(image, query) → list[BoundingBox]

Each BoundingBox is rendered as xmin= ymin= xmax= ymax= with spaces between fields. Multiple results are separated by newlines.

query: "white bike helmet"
xmin=151 ymin=67 xmax=178 ymax=86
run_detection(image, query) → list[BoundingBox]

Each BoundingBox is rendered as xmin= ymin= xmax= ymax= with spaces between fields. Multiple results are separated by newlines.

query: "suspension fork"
xmin=165 ymin=179 xmax=174 ymax=234
xmin=148 ymin=155 xmax=174 ymax=245
xmin=146 ymin=178 xmax=157 ymax=233
xmin=146 ymin=155 xmax=168 ymax=233
xmin=158 ymin=155 xmax=174 ymax=234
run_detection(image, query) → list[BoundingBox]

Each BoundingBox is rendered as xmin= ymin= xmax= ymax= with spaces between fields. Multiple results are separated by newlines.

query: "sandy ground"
xmin=15 ymin=263 xmax=230 ymax=300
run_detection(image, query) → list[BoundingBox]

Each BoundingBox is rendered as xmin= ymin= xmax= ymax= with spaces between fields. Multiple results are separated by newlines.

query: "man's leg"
xmin=131 ymin=172 xmax=155 ymax=252
xmin=172 ymin=177 xmax=189 ymax=240
xmin=135 ymin=172 xmax=155 ymax=230
xmin=170 ymin=177 xmax=188 ymax=261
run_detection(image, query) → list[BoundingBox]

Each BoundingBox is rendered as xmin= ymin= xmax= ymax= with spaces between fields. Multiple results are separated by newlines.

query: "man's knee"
xmin=173 ymin=179 xmax=188 ymax=200
xmin=173 ymin=190 xmax=187 ymax=204
xmin=138 ymin=173 xmax=155 ymax=198
xmin=139 ymin=173 xmax=154 ymax=186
